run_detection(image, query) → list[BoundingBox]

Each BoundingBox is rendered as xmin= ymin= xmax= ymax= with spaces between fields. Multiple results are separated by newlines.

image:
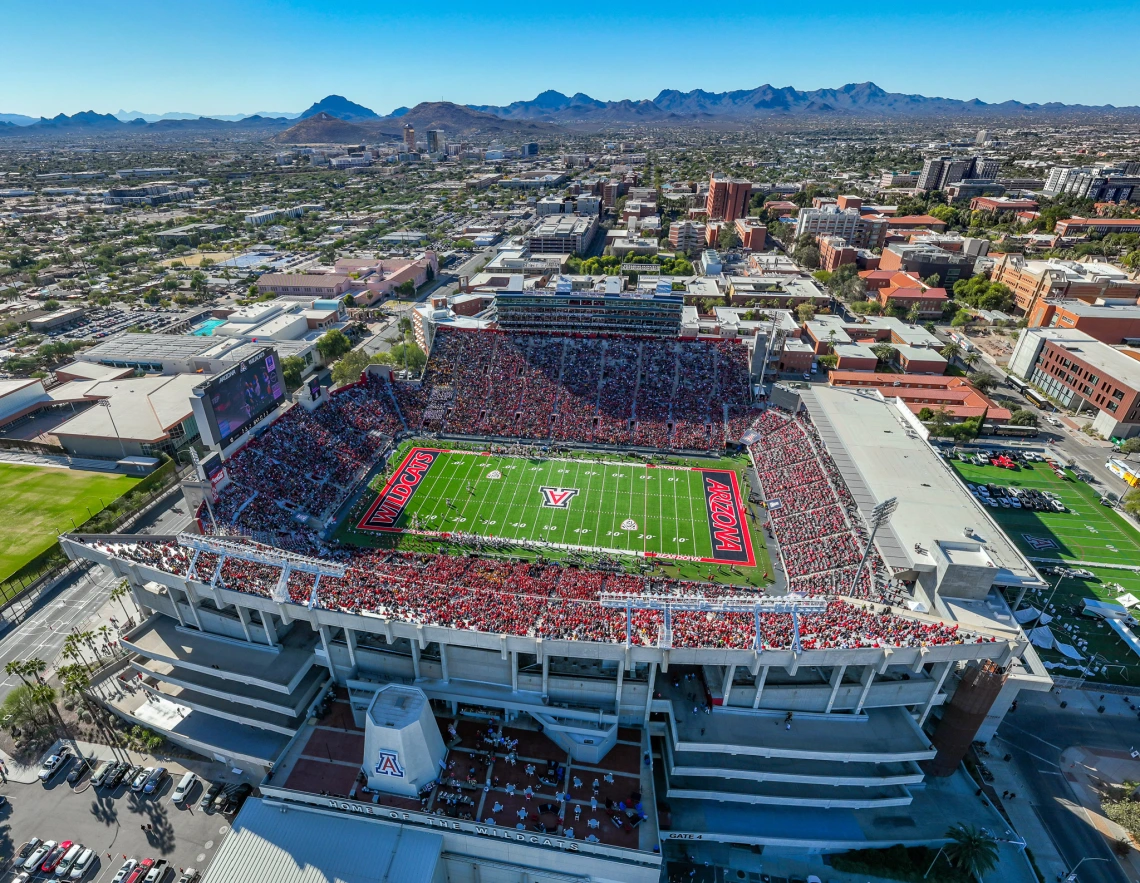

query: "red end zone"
xmin=693 ymin=467 xmax=756 ymax=567
xmin=357 ymin=447 xmax=444 ymax=533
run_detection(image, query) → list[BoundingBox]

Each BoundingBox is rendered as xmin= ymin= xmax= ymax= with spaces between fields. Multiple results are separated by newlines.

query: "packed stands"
xmin=748 ymin=408 xmax=888 ymax=599
xmin=405 ymin=329 xmax=755 ymax=451
xmin=90 ymin=539 xmax=984 ymax=651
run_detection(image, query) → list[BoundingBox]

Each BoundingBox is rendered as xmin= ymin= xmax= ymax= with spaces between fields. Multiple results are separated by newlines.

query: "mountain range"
xmin=4 ymin=83 xmax=1140 ymax=139
xmin=470 ymin=82 xmax=1140 ymax=121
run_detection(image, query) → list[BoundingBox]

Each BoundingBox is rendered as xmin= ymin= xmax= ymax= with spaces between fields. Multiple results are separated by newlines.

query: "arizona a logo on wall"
xmin=539 ymin=487 xmax=580 ymax=508
xmin=375 ymin=749 xmax=405 ymax=778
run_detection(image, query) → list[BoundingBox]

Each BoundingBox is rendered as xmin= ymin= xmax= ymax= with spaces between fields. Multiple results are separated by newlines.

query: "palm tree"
xmin=963 ymin=351 xmax=981 ymax=369
xmin=943 ymin=823 xmax=999 ymax=877
xmin=5 ymin=660 xmax=29 ymax=687
xmin=24 ymin=658 xmax=46 ymax=684
xmin=97 ymin=625 xmax=113 ymax=656
xmin=31 ymin=684 xmax=62 ymax=728
xmin=940 ymin=342 xmax=962 ymax=362
xmin=58 ymin=664 xmax=92 ymax=714
xmin=110 ymin=579 xmax=134 ymax=623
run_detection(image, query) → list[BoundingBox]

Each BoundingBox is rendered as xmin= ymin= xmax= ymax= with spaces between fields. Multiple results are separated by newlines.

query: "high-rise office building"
xmin=918 ymin=156 xmax=1001 ymax=191
xmin=426 ymin=129 xmax=444 ymax=153
xmin=403 ymin=124 xmax=416 ymax=153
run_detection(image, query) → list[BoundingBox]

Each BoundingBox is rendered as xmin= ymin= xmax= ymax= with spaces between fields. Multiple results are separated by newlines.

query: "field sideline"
xmin=0 ymin=462 xmax=141 ymax=584
xmin=355 ymin=447 xmax=758 ymax=567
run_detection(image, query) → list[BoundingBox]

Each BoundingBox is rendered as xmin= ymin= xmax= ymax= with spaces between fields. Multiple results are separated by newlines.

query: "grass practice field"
xmin=355 ymin=447 xmax=760 ymax=569
xmin=950 ymin=458 xmax=1140 ymax=685
xmin=0 ymin=462 xmax=141 ymax=584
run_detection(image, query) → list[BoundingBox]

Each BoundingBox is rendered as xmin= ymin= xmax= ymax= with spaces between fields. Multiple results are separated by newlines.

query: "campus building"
xmin=1009 ymin=327 xmax=1140 ymax=439
xmin=991 ymin=255 xmax=1140 ymax=314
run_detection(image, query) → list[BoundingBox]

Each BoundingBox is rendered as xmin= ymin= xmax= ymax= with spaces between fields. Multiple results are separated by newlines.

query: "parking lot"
xmin=2 ymin=746 xmax=239 ymax=883
xmin=949 ymin=455 xmax=1140 ymax=686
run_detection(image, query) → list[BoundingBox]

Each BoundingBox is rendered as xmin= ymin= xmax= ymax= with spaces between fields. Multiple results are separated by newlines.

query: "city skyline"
xmin=4 ymin=0 xmax=1140 ymax=116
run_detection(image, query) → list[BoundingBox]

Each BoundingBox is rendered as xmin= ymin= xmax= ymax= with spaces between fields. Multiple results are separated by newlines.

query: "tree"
xmin=794 ymin=245 xmax=820 ymax=269
xmin=316 ymin=328 xmax=353 ymax=362
xmin=970 ymin=371 xmax=997 ymax=394
xmin=395 ymin=280 xmax=416 ymax=297
xmin=796 ymin=302 xmax=816 ymax=324
xmin=1008 ymin=408 xmax=1038 ymax=426
xmin=331 ymin=349 xmax=371 ymax=386
xmin=717 ymin=225 xmax=740 ymax=251
xmin=871 ymin=343 xmax=896 ymax=364
xmin=940 ymin=342 xmax=962 ymax=362
xmin=110 ymin=579 xmax=134 ymax=623
xmin=1118 ymin=437 xmax=1140 ymax=454
xmin=381 ymin=342 xmax=427 ymax=374
xmin=281 ymin=355 xmax=305 ymax=392
xmin=928 ymin=407 xmax=955 ymax=437
xmin=906 ymin=303 xmax=922 ymax=324
xmin=943 ymin=824 xmax=999 ymax=877
xmin=1124 ymin=488 xmax=1140 ymax=519
xmin=917 ymin=407 xmax=935 ymax=420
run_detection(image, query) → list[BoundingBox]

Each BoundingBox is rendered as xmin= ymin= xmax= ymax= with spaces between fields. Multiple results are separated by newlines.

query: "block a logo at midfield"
xmin=539 ymin=487 xmax=580 ymax=509
xmin=698 ymin=469 xmax=756 ymax=566
xmin=374 ymin=749 xmax=405 ymax=778
xmin=357 ymin=448 xmax=443 ymax=532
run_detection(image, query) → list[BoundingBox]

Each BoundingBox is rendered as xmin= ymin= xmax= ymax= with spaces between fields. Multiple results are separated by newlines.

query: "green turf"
xmin=338 ymin=442 xmax=773 ymax=586
xmin=950 ymin=459 xmax=1140 ymax=685
xmin=383 ymin=450 xmax=742 ymax=559
xmin=0 ymin=462 xmax=141 ymax=583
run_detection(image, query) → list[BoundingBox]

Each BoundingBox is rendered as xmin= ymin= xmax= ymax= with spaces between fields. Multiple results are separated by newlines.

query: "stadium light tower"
xmin=847 ymin=496 xmax=897 ymax=597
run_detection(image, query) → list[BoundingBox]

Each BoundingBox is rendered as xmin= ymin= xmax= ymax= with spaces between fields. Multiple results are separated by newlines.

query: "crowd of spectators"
xmin=213 ymin=374 xmax=404 ymax=535
xmin=749 ymin=408 xmax=888 ymax=599
xmin=90 ymin=540 xmax=985 ymax=650
xmin=397 ymin=329 xmax=754 ymax=452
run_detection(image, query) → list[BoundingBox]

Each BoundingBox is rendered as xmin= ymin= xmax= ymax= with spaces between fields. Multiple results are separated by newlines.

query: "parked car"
xmin=199 ymin=781 xmax=224 ymax=811
xmin=15 ymin=837 xmax=43 ymax=868
xmin=131 ymin=767 xmax=154 ymax=792
xmin=39 ymin=749 xmax=73 ymax=783
xmin=142 ymin=767 xmax=168 ymax=795
xmin=42 ymin=840 xmax=72 ymax=873
xmin=90 ymin=760 xmax=114 ymax=788
xmin=124 ymin=858 xmax=153 ymax=883
xmin=55 ymin=842 xmax=85 ymax=876
xmin=111 ymin=859 xmax=138 ymax=883
xmin=24 ymin=841 xmax=54 ymax=872
xmin=66 ymin=757 xmax=95 ymax=786
xmin=171 ymin=772 xmax=197 ymax=805
xmin=143 ymin=859 xmax=168 ymax=883
xmin=68 ymin=846 xmax=97 ymax=880
xmin=106 ymin=762 xmax=131 ymax=789
xmin=223 ymin=783 xmax=253 ymax=815
xmin=176 ymin=871 xmax=200 ymax=883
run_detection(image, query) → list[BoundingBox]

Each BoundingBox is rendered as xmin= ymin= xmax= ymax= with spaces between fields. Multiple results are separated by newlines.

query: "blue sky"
xmin=4 ymin=0 xmax=1140 ymax=116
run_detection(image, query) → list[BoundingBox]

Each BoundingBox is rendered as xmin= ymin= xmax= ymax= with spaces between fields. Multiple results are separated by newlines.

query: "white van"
xmin=172 ymin=771 xmax=197 ymax=804
xmin=69 ymin=847 xmax=96 ymax=880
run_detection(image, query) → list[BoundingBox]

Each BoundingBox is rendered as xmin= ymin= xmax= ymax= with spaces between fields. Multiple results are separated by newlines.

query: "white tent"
xmin=1014 ymin=606 xmax=1051 ymax=625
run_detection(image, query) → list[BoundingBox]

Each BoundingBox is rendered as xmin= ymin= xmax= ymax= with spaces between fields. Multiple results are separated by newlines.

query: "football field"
xmin=356 ymin=447 xmax=756 ymax=566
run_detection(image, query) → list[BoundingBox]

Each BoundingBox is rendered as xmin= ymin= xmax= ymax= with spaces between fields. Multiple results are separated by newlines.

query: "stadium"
xmin=64 ymin=324 xmax=1053 ymax=883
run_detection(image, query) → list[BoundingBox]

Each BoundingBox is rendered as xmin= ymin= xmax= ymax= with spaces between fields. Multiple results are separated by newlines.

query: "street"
xmin=0 ymin=493 xmax=192 ymax=705
xmin=999 ymin=690 xmax=1140 ymax=883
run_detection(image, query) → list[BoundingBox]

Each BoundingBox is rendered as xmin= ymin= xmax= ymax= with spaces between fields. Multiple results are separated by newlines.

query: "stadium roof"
xmin=201 ymin=797 xmax=442 ymax=883
xmin=803 ymin=386 xmax=1042 ymax=593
